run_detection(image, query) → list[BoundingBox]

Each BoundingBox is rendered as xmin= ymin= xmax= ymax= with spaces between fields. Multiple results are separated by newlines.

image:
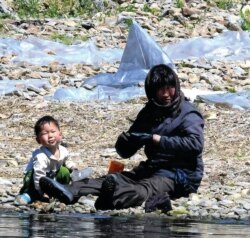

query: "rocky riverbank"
xmin=0 ymin=0 xmax=249 ymax=220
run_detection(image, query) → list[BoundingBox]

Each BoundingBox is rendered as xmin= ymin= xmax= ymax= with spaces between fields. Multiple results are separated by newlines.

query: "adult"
xmin=40 ymin=64 xmax=204 ymax=213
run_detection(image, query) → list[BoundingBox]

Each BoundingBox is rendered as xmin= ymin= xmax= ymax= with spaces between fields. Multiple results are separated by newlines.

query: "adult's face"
xmin=155 ymin=85 xmax=176 ymax=106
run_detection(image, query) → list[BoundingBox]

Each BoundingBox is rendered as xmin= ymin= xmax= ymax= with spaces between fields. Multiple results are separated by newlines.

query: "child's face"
xmin=36 ymin=122 xmax=62 ymax=150
xmin=155 ymin=85 xmax=176 ymax=105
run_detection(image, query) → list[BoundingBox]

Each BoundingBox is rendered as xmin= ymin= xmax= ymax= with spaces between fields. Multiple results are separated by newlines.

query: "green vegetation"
xmin=50 ymin=33 xmax=75 ymax=45
xmin=0 ymin=22 xmax=4 ymax=33
xmin=175 ymin=0 xmax=185 ymax=8
xmin=15 ymin=0 xmax=40 ymax=18
xmin=240 ymin=6 xmax=250 ymax=30
xmin=227 ymin=181 xmax=235 ymax=186
xmin=212 ymin=86 xmax=223 ymax=91
xmin=50 ymin=33 xmax=88 ymax=45
xmin=142 ymin=3 xmax=151 ymax=12
xmin=227 ymin=87 xmax=237 ymax=93
xmin=0 ymin=14 xmax=12 ymax=35
xmin=142 ymin=4 xmax=159 ymax=15
xmin=0 ymin=13 xmax=12 ymax=19
xmin=215 ymin=0 xmax=234 ymax=10
xmin=13 ymin=0 xmax=104 ymax=19
xmin=123 ymin=18 xmax=133 ymax=28
xmin=78 ymin=0 xmax=103 ymax=16
xmin=118 ymin=4 xmax=136 ymax=13
xmin=10 ymin=0 xmax=250 ymax=33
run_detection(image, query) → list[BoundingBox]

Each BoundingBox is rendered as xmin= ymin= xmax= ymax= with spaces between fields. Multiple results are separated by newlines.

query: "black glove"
xmin=115 ymin=132 xmax=138 ymax=158
xmin=129 ymin=132 xmax=152 ymax=146
xmin=145 ymin=193 xmax=172 ymax=213
xmin=118 ymin=132 xmax=130 ymax=142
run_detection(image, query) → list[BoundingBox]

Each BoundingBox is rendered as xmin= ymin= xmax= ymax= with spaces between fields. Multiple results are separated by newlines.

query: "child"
xmin=15 ymin=115 xmax=77 ymax=205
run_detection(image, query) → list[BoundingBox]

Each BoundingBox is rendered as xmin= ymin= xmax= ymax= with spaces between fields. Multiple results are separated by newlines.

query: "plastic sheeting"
xmin=53 ymin=20 xmax=175 ymax=101
xmin=53 ymin=22 xmax=250 ymax=108
xmin=0 ymin=37 xmax=122 ymax=66
xmin=48 ymin=18 xmax=175 ymax=101
xmin=0 ymin=79 xmax=50 ymax=96
xmin=0 ymin=21 xmax=250 ymax=108
xmin=52 ymin=21 xmax=175 ymax=101
xmin=1 ymin=29 xmax=249 ymax=65
xmin=48 ymin=87 xmax=227 ymax=104
xmin=82 ymin=21 xmax=175 ymax=88
xmin=48 ymin=86 xmax=145 ymax=102
xmin=165 ymin=30 xmax=250 ymax=61
xmin=198 ymin=91 xmax=250 ymax=110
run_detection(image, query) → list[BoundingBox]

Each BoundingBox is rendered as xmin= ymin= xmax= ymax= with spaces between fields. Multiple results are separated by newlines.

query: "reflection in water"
xmin=0 ymin=213 xmax=249 ymax=238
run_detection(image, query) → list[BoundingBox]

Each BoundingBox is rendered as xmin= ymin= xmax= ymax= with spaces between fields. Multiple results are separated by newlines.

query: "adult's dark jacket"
xmin=115 ymin=98 xmax=204 ymax=196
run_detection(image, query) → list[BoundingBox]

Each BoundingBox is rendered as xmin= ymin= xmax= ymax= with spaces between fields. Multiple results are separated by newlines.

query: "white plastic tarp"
xmin=165 ymin=30 xmax=250 ymax=61
xmin=0 ymin=37 xmax=122 ymax=65
xmin=0 ymin=21 xmax=250 ymax=108
xmin=52 ymin=20 xmax=175 ymax=101
xmin=198 ymin=91 xmax=250 ymax=110
xmin=82 ymin=20 xmax=175 ymax=88
xmin=50 ymin=86 xmax=145 ymax=102
xmin=0 ymin=79 xmax=49 ymax=96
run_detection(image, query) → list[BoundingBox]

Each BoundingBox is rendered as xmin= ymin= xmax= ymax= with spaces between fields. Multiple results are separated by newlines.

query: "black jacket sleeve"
xmin=115 ymin=107 xmax=149 ymax=158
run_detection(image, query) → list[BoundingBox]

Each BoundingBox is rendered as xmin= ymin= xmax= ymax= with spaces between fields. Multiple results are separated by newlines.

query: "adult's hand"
xmin=152 ymin=134 xmax=161 ymax=144
xmin=129 ymin=132 xmax=153 ymax=145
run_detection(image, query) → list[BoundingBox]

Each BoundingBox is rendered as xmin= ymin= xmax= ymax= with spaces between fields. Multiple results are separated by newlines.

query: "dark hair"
xmin=145 ymin=64 xmax=180 ymax=100
xmin=34 ymin=116 xmax=60 ymax=137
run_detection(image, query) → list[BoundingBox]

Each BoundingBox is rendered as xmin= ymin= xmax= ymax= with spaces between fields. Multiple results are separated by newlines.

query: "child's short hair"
xmin=34 ymin=116 xmax=60 ymax=137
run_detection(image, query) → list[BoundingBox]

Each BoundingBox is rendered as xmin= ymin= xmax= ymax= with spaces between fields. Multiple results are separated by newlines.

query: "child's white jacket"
xmin=25 ymin=145 xmax=75 ymax=194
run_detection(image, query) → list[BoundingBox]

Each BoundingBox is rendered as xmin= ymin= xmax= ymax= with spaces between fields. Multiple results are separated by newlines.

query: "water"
xmin=0 ymin=213 xmax=249 ymax=237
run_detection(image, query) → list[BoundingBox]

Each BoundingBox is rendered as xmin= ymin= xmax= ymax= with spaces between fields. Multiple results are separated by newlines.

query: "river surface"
xmin=0 ymin=213 xmax=249 ymax=237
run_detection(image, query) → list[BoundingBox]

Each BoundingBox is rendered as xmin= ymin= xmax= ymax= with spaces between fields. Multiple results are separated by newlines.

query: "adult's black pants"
xmin=68 ymin=171 xmax=175 ymax=209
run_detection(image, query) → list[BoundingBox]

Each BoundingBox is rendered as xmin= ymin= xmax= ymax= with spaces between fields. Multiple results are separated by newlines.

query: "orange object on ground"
xmin=108 ymin=160 xmax=125 ymax=174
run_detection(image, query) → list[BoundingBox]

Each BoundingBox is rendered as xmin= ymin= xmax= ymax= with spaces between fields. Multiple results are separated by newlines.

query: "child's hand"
xmin=43 ymin=193 xmax=49 ymax=199
xmin=41 ymin=193 xmax=50 ymax=202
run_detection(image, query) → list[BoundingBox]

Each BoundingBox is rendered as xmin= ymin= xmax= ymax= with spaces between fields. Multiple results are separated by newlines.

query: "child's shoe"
xmin=39 ymin=177 xmax=73 ymax=204
xmin=14 ymin=193 xmax=31 ymax=205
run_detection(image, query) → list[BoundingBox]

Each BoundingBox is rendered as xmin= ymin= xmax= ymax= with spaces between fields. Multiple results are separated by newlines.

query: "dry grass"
xmin=0 ymin=96 xmax=249 ymax=183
